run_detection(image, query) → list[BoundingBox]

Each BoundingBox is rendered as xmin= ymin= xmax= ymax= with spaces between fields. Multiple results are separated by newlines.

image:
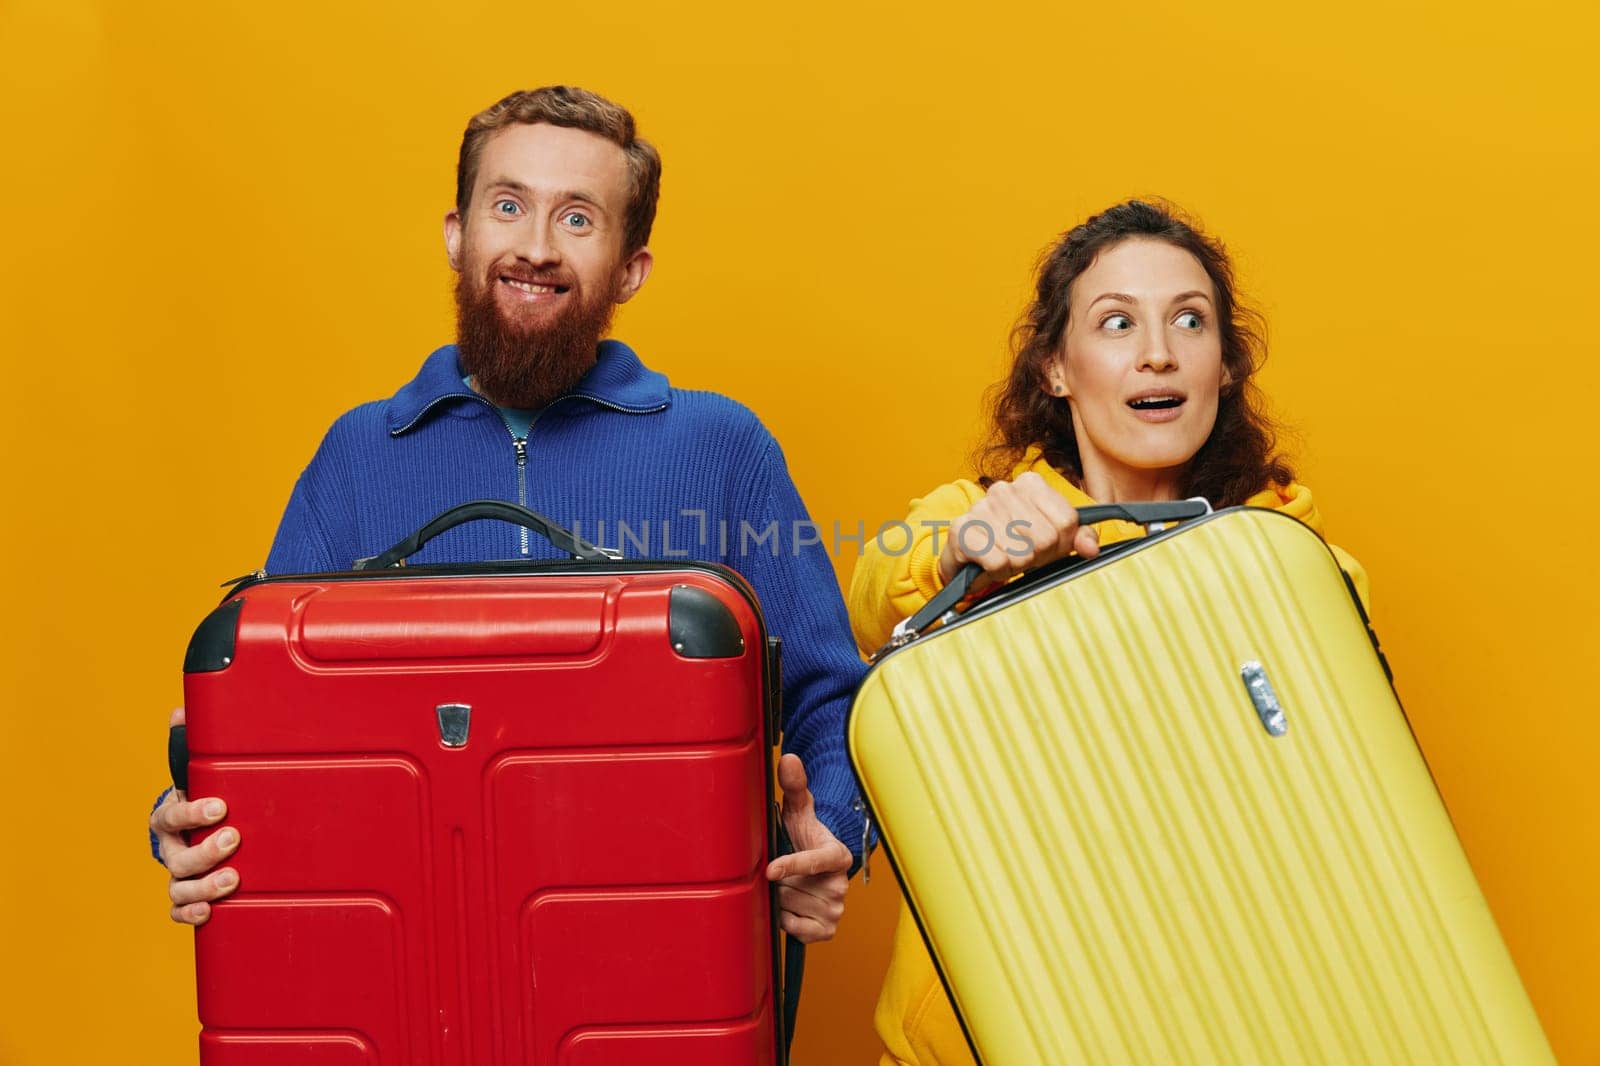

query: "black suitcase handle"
xmin=169 ymin=724 xmax=188 ymax=792
xmin=353 ymin=500 xmax=616 ymax=570
xmin=898 ymin=499 xmax=1211 ymax=640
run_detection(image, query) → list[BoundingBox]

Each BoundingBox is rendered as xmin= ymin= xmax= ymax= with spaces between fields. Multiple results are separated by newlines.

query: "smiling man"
xmin=150 ymin=86 xmax=862 ymax=945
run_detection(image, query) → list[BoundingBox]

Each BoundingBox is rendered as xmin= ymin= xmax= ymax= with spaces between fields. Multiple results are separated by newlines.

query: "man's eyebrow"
xmin=483 ymin=179 xmax=607 ymax=211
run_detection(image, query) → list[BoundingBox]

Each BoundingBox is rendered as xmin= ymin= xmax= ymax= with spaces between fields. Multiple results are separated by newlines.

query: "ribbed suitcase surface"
xmin=183 ymin=563 xmax=781 ymax=1066
xmin=850 ymin=507 xmax=1551 ymax=1065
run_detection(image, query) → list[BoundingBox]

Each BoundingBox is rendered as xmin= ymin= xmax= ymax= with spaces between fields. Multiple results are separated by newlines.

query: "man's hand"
xmin=151 ymin=707 xmax=240 ymax=925
xmin=765 ymin=753 xmax=852 ymax=944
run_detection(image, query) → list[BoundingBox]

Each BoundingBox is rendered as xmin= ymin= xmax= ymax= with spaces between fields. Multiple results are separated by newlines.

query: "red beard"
xmin=454 ymin=265 xmax=621 ymax=409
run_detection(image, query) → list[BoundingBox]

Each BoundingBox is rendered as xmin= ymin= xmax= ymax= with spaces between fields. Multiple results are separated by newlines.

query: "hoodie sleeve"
xmin=846 ymin=478 xmax=988 ymax=656
xmin=1250 ymin=481 xmax=1371 ymax=613
xmin=1329 ymin=544 xmax=1371 ymax=613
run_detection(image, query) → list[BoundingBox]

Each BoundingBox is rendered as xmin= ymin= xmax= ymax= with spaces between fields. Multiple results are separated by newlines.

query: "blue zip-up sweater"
xmin=254 ymin=340 xmax=867 ymax=854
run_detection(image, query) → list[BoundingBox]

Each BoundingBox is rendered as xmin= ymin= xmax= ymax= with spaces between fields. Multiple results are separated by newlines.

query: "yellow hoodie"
xmin=847 ymin=449 xmax=1369 ymax=1066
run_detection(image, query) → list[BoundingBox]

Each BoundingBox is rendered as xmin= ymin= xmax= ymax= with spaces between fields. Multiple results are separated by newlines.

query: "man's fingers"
xmin=776 ymin=753 xmax=810 ymax=807
xmin=170 ymin=900 xmax=212 ymax=926
xmin=167 ymin=867 xmax=240 ymax=907
xmin=776 ymin=753 xmax=819 ymax=828
xmin=162 ymin=826 xmax=240 ymax=879
xmin=766 ymin=839 xmax=852 ymax=881
xmin=776 ymin=882 xmax=846 ymax=923
xmin=778 ymin=909 xmax=835 ymax=944
xmin=169 ymin=706 xmax=186 ymax=728
xmin=151 ymin=795 xmax=228 ymax=837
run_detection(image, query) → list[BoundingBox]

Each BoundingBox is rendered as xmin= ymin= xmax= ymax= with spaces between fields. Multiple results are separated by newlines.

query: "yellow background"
xmin=2 ymin=1 xmax=1595 ymax=1062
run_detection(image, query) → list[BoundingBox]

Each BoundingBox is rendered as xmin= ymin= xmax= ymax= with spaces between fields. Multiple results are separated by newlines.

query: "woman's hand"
xmin=937 ymin=472 xmax=1100 ymax=590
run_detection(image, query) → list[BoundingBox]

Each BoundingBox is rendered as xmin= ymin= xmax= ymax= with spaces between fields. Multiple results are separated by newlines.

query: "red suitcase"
xmin=173 ymin=502 xmax=794 ymax=1065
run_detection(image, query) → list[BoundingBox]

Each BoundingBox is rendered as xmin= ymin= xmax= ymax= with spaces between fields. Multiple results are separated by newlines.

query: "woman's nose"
xmin=1138 ymin=333 xmax=1177 ymax=371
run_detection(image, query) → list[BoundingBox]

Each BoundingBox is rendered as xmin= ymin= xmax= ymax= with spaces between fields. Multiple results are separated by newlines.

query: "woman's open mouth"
xmin=1127 ymin=392 xmax=1186 ymax=422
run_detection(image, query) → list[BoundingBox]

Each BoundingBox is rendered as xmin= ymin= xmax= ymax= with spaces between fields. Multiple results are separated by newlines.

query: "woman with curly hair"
xmin=848 ymin=199 xmax=1367 ymax=1065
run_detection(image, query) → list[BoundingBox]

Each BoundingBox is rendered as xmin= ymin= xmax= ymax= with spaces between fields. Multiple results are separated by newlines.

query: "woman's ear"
xmin=1045 ymin=355 xmax=1070 ymax=398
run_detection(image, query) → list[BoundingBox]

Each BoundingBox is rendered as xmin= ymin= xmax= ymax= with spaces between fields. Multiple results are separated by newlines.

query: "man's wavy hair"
xmin=456 ymin=86 xmax=661 ymax=254
xmin=977 ymin=199 xmax=1293 ymax=506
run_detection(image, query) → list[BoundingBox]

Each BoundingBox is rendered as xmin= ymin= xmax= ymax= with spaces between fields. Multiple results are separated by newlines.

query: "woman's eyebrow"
xmin=1086 ymin=289 xmax=1214 ymax=310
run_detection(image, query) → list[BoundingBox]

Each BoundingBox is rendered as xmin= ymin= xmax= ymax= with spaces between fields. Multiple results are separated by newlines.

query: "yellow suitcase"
xmin=849 ymin=504 xmax=1552 ymax=1065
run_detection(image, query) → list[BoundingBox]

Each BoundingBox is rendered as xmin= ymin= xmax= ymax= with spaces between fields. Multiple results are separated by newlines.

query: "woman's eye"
xmin=1102 ymin=314 xmax=1133 ymax=332
xmin=1175 ymin=310 xmax=1203 ymax=330
xmin=494 ymin=200 xmax=520 ymax=216
xmin=563 ymin=211 xmax=591 ymax=228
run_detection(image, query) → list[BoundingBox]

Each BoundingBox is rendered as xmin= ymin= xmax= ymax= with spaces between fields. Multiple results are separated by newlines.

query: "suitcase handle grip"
xmin=168 ymin=724 xmax=188 ymax=792
xmin=774 ymin=817 xmax=805 ymax=1058
xmin=896 ymin=499 xmax=1211 ymax=641
xmin=353 ymin=500 xmax=616 ymax=569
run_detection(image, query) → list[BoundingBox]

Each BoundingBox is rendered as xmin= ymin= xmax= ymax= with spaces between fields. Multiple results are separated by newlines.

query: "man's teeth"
xmin=505 ymin=279 xmax=559 ymax=294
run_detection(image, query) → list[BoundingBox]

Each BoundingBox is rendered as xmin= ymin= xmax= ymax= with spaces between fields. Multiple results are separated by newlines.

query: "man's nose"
xmin=517 ymin=218 xmax=561 ymax=267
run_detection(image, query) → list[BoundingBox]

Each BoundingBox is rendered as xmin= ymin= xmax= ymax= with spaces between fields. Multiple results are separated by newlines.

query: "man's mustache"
xmin=492 ymin=264 xmax=578 ymax=290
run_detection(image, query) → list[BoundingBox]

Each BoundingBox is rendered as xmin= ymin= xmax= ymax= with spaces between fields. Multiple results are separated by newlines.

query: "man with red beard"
xmin=150 ymin=87 xmax=861 ymax=948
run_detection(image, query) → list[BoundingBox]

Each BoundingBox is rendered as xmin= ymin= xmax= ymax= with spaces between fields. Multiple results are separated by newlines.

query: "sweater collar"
xmin=387 ymin=339 xmax=672 ymax=435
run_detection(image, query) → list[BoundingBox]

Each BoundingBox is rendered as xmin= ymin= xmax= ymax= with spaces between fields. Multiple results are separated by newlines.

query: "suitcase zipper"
xmin=852 ymin=795 xmax=877 ymax=884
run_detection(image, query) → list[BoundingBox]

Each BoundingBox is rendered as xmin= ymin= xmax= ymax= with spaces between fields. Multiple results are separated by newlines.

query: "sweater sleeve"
xmin=730 ymin=437 xmax=869 ymax=863
xmin=264 ymin=431 xmax=355 ymax=574
xmin=846 ymin=478 xmax=988 ymax=656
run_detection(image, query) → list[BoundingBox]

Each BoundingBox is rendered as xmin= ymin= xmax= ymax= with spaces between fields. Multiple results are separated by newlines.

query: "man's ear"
xmin=444 ymin=209 xmax=464 ymax=272
xmin=614 ymin=246 xmax=654 ymax=304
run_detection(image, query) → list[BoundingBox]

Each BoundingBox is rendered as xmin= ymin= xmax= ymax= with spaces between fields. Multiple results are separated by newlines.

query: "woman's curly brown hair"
xmin=978 ymin=199 xmax=1293 ymax=506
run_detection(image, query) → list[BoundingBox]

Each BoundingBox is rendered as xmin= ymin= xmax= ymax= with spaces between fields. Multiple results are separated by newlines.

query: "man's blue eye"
xmin=494 ymin=200 xmax=519 ymax=215
xmin=564 ymin=212 xmax=590 ymax=227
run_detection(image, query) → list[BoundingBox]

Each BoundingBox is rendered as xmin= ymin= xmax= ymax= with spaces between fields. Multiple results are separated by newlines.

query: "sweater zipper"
xmin=513 ymin=435 xmax=530 ymax=555
xmin=396 ymin=393 xmax=666 ymax=559
xmin=509 ymin=407 xmax=551 ymax=557
xmin=502 ymin=399 xmax=660 ymax=557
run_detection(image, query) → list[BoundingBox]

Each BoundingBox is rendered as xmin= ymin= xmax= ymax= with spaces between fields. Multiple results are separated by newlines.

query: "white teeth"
xmin=505 ymin=280 xmax=557 ymax=294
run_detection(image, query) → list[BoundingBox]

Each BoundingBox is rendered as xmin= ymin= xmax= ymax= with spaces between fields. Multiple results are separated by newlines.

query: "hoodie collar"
xmin=387 ymin=339 xmax=672 ymax=435
xmin=1009 ymin=444 xmax=1320 ymax=537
